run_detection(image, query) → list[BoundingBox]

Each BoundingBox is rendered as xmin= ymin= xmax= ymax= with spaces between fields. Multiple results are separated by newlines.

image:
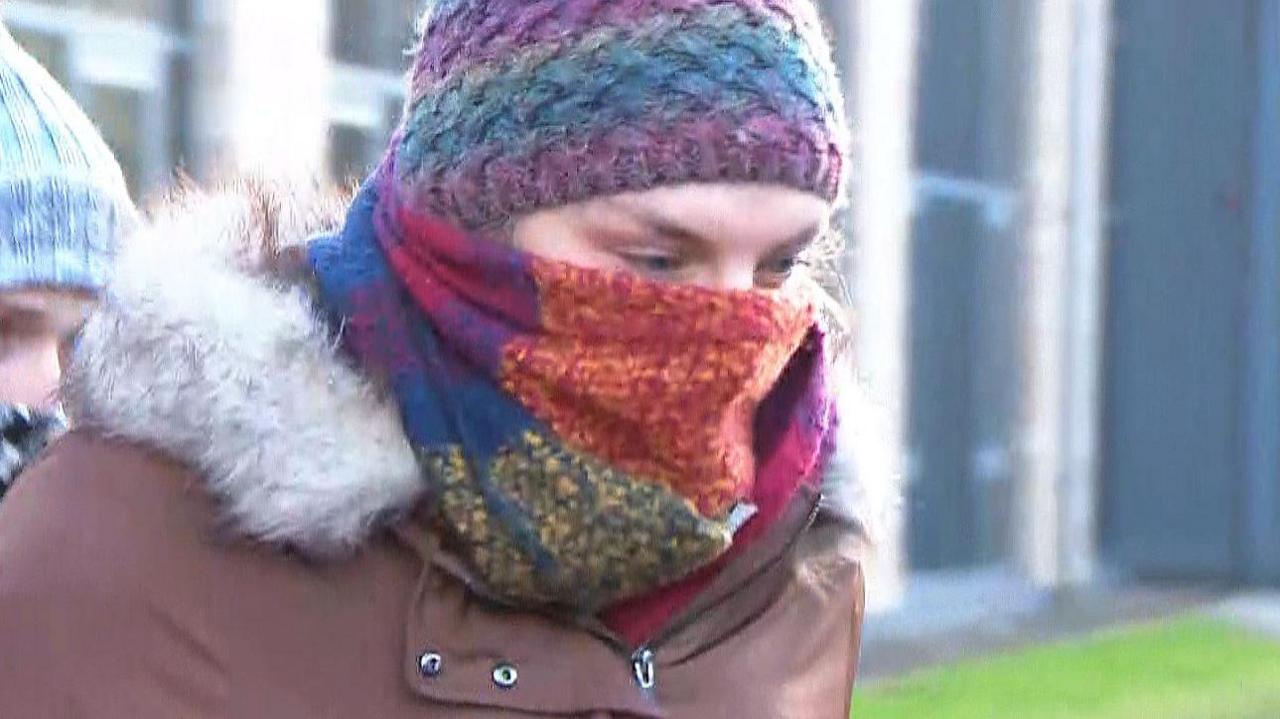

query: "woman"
xmin=0 ymin=23 xmax=135 ymax=495
xmin=0 ymin=2 xmax=880 ymax=716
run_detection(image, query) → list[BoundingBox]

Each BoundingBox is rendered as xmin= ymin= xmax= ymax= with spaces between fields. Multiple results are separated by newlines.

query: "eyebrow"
xmin=0 ymin=308 xmax=51 ymax=336
xmin=0 ymin=302 xmax=89 ymax=338
xmin=602 ymin=197 xmax=823 ymax=253
xmin=770 ymin=226 xmax=824 ymax=257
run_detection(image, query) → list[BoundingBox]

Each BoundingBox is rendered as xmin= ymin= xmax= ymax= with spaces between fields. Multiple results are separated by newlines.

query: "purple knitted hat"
xmin=392 ymin=0 xmax=850 ymax=229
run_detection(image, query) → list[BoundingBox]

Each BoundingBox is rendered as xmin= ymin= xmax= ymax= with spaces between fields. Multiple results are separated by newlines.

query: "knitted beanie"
xmin=0 ymin=24 xmax=135 ymax=293
xmin=394 ymin=0 xmax=849 ymax=229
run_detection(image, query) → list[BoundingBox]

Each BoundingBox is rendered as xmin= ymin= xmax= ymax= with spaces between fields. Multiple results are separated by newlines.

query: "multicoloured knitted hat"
xmin=394 ymin=0 xmax=849 ymax=229
xmin=0 ymin=23 xmax=135 ymax=293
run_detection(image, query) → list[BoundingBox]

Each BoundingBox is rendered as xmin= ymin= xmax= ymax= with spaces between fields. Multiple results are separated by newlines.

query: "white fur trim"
xmin=821 ymin=371 xmax=901 ymax=541
xmin=63 ymin=185 xmax=423 ymax=555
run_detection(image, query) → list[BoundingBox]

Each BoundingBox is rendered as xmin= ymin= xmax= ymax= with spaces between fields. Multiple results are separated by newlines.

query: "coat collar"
xmin=61 ymin=181 xmax=892 ymax=557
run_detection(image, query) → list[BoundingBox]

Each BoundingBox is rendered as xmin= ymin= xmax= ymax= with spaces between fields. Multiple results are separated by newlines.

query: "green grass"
xmin=853 ymin=617 xmax=1280 ymax=719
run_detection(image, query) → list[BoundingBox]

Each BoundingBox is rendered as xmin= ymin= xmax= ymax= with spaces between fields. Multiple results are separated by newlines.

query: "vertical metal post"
xmin=1017 ymin=0 xmax=1111 ymax=588
xmin=1058 ymin=0 xmax=1113 ymax=586
xmin=844 ymin=0 xmax=921 ymax=611
xmin=1017 ymin=0 xmax=1074 ymax=587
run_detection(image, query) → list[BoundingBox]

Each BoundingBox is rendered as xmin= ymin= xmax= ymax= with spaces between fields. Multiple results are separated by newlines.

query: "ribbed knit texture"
xmin=393 ymin=0 xmax=849 ymax=229
xmin=0 ymin=24 xmax=134 ymax=292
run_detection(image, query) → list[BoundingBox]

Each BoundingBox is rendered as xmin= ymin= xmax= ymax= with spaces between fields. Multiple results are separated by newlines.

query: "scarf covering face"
xmin=309 ymin=164 xmax=836 ymax=614
xmin=0 ymin=404 xmax=66 ymax=499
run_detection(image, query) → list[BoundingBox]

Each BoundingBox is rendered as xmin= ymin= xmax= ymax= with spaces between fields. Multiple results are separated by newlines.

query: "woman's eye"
xmin=753 ymin=254 xmax=810 ymax=289
xmin=620 ymin=250 xmax=684 ymax=275
xmin=757 ymin=254 xmax=803 ymax=279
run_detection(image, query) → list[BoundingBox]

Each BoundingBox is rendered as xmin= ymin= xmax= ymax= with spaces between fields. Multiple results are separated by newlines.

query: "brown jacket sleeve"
xmin=0 ymin=435 xmax=228 ymax=718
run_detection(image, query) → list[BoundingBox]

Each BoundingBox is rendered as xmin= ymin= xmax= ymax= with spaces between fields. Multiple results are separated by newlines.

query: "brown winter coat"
xmin=0 ymin=185 xmax=876 ymax=718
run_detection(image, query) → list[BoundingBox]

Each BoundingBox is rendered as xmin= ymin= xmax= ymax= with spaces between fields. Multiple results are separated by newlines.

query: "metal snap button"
xmin=418 ymin=651 xmax=444 ymax=678
xmin=491 ymin=662 xmax=519 ymax=689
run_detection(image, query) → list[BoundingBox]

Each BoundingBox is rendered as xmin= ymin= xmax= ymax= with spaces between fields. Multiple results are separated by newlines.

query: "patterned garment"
xmin=309 ymin=166 xmax=837 ymax=621
xmin=0 ymin=404 xmax=66 ymax=500
xmin=1 ymin=24 xmax=135 ymax=293
xmin=397 ymin=0 xmax=848 ymax=230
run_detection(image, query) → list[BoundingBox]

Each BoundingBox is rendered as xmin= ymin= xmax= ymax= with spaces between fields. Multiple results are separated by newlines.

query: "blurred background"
xmin=4 ymin=0 xmax=1279 ymax=709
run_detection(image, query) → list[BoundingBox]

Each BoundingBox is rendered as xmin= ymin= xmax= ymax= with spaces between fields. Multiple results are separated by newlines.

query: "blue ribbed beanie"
xmin=0 ymin=23 xmax=135 ymax=293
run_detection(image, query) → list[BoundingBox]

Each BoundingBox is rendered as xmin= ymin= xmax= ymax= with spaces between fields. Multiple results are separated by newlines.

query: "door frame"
xmin=1242 ymin=0 xmax=1280 ymax=584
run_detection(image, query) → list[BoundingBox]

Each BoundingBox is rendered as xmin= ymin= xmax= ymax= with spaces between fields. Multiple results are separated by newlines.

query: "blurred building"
xmin=823 ymin=0 xmax=1280 ymax=624
xmin=3 ymin=0 xmax=418 ymax=195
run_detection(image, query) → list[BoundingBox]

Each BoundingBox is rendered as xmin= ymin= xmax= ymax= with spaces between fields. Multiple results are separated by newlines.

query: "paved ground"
xmin=859 ymin=577 xmax=1231 ymax=684
xmin=1209 ymin=592 xmax=1280 ymax=641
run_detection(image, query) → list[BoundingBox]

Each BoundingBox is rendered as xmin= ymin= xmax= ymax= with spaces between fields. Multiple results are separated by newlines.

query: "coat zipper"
xmin=623 ymin=494 xmax=823 ymax=690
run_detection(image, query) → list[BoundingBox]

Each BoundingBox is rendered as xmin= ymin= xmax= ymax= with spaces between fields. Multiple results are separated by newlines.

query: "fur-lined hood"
xmin=61 ymin=183 xmax=893 ymax=557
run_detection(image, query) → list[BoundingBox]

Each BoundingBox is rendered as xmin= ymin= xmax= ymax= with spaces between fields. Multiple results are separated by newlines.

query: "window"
xmin=905 ymin=0 xmax=1029 ymax=571
xmin=5 ymin=0 xmax=191 ymax=194
xmin=86 ymin=85 xmax=145 ymax=192
xmin=13 ymin=0 xmax=73 ymax=9
xmin=89 ymin=0 xmax=178 ymax=26
xmin=330 ymin=0 xmax=422 ymax=70
xmin=385 ymin=95 xmax=405 ymax=134
xmin=167 ymin=51 xmax=192 ymax=176
xmin=6 ymin=28 xmax=68 ymax=82
xmin=329 ymin=123 xmax=377 ymax=185
xmin=19 ymin=0 xmax=178 ymax=26
xmin=326 ymin=1 xmax=415 ymax=182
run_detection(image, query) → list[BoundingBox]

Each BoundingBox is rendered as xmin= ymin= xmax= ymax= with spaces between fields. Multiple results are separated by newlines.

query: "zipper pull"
xmin=631 ymin=647 xmax=656 ymax=690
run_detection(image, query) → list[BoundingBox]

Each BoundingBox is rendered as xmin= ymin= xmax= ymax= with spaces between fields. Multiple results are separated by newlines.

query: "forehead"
xmin=591 ymin=183 xmax=830 ymax=247
xmin=0 ymin=289 xmax=93 ymax=335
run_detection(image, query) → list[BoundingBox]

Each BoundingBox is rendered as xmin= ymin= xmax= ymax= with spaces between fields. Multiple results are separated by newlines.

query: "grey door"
xmin=1102 ymin=0 xmax=1258 ymax=579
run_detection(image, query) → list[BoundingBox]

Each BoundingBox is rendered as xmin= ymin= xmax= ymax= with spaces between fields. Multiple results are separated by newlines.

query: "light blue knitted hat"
xmin=0 ymin=23 xmax=135 ymax=293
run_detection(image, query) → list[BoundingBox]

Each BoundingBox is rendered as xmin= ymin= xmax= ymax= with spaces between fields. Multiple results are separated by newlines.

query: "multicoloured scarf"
xmin=309 ymin=164 xmax=836 ymax=629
